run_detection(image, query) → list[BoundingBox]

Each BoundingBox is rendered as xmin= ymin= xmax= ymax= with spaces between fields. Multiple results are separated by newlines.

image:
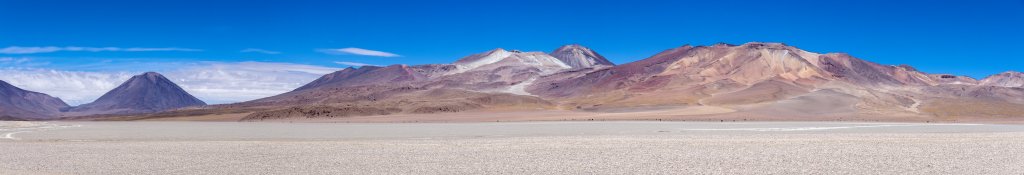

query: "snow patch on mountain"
xmin=451 ymin=49 xmax=514 ymax=74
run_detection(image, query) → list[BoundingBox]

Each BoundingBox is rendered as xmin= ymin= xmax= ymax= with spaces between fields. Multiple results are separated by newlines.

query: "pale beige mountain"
xmin=980 ymin=71 xmax=1024 ymax=87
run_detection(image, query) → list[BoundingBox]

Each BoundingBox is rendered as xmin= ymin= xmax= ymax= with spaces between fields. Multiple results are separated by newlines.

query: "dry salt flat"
xmin=1 ymin=121 xmax=1023 ymax=174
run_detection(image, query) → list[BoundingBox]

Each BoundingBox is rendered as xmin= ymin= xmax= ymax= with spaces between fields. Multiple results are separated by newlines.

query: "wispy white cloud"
xmin=240 ymin=48 xmax=281 ymax=54
xmin=0 ymin=57 xmax=31 ymax=64
xmin=0 ymin=57 xmax=45 ymax=67
xmin=333 ymin=61 xmax=380 ymax=67
xmin=318 ymin=47 xmax=400 ymax=57
xmin=0 ymin=62 xmax=341 ymax=105
xmin=0 ymin=46 xmax=202 ymax=54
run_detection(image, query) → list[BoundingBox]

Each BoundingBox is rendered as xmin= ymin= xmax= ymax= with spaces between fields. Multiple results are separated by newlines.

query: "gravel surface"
xmin=1 ymin=121 xmax=1023 ymax=174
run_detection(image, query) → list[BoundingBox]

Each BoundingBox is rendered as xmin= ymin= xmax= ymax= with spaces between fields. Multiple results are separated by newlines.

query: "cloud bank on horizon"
xmin=0 ymin=61 xmax=340 ymax=105
xmin=0 ymin=44 xmax=396 ymax=105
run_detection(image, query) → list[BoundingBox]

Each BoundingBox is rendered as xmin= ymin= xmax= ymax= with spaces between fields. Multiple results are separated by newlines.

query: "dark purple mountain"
xmin=68 ymin=72 xmax=206 ymax=115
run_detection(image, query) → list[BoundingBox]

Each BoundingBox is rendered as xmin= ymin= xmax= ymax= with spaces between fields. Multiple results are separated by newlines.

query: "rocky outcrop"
xmin=928 ymin=74 xmax=978 ymax=85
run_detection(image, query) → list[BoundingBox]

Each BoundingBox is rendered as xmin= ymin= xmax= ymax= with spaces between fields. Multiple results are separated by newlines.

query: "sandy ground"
xmin=2 ymin=121 xmax=1024 ymax=174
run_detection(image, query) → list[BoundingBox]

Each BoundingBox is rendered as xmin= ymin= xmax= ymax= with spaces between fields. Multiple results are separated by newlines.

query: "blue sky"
xmin=1 ymin=0 xmax=1023 ymax=104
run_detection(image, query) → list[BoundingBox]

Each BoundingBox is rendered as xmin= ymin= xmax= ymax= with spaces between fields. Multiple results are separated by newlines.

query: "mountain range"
xmin=2 ymin=42 xmax=1022 ymax=121
xmin=231 ymin=42 xmax=1024 ymax=121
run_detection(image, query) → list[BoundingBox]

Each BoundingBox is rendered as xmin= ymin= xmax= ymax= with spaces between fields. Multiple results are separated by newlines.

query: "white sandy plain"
xmin=1 ymin=121 xmax=1023 ymax=174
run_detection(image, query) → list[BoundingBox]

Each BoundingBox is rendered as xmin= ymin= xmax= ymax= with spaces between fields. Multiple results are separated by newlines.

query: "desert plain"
xmin=3 ymin=118 xmax=1024 ymax=174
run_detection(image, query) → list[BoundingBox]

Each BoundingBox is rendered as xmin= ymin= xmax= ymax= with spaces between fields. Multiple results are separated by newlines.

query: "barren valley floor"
xmin=2 ymin=121 xmax=1023 ymax=174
